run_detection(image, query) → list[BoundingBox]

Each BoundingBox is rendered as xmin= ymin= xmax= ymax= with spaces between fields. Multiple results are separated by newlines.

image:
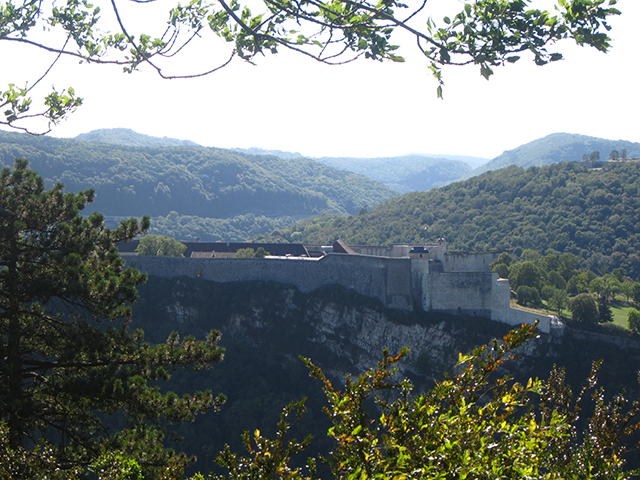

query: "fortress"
xmin=124 ymin=239 xmax=559 ymax=334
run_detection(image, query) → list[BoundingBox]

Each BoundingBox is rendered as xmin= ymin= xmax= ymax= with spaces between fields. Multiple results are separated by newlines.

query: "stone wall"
xmin=442 ymin=252 xmax=499 ymax=272
xmin=425 ymin=272 xmax=496 ymax=315
xmin=127 ymin=253 xmax=552 ymax=334
xmin=126 ymin=254 xmax=414 ymax=311
xmin=421 ymin=272 xmax=551 ymax=333
xmin=491 ymin=308 xmax=552 ymax=333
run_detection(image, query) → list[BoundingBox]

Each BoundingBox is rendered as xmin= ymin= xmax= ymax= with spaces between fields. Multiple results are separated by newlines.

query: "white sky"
xmin=2 ymin=0 xmax=639 ymax=160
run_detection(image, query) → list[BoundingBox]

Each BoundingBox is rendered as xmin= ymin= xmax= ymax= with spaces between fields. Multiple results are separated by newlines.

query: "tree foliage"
xmin=628 ymin=309 xmax=640 ymax=334
xmin=1 ymin=0 xmax=621 ymax=130
xmin=214 ymin=324 xmax=640 ymax=479
xmin=516 ymin=284 xmax=540 ymax=307
xmin=136 ymin=234 xmax=187 ymax=257
xmin=632 ymin=282 xmax=640 ymax=306
xmin=0 ymin=160 xmax=225 ymax=477
xmin=597 ymin=296 xmax=614 ymax=323
xmin=569 ymin=293 xmax=599 ymax=324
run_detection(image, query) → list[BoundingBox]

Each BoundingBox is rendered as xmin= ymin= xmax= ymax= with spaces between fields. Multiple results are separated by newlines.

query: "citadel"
xmin=124 ymin=239 xmax=560 ymax=334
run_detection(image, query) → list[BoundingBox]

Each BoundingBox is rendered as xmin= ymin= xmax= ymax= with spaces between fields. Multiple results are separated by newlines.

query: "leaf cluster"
xmin=2 ymin=0 xmax=622 ymax=128
xmin=213 ymin=324 xmax=640 ymax=479
xmin=137 ymin=234 xmax=187 ymax=257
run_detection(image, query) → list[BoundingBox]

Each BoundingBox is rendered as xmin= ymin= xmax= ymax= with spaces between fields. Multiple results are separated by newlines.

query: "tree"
xmin=516 ymin=285 xmax=540 ymax=307
xmin=569 ymin=293 xmax=599 ymax=324
xmin=214 ymin=325 xmax=640 ymax=479
xmin=2 ymin=0 xmax=621 ymax=131
xmin=235 ymin=248 xmax=256 ymax=258
xmin=589 ymin=150 xmax=601 ymax=162
xmin=509 ymin=261 xmax=543 ymax=292
xmin=491 ymin=252 xmax=514 ymax=268
xmin=597 ymin=296 xmax=613 ymax=323
xmin=548 ymin=288 xmax=568 ymax=316
xmin=492 ymin=262 xmax=509 ymax=279
xmin=254 ymin=247 xmax=269 ymax=258
xmin=0 ymin=160 xmax=225 ymax=477
xmin=136 ymin=234 xmax=187 ymax=257
xmin=621 ymin=281 xmax=635 ymax=303
xmin=589 ymin=277 xmax=605 ymax=299
xmin=609 ymin=149 xmax=620 ymax=160
xmin=612 ymin=267 xmax=628 ymax=282
xmin=632 ymin=282 xmax=640 ymax=306
xmin=547 ymin=270 xmax=567 ymax=290
xmin=629 ymin=309 xmax=640 ymax=333
xmin=621 ymin=148 xmax=628 ymax=159
xmin=567 ymin=272 xmax=591 ymax=296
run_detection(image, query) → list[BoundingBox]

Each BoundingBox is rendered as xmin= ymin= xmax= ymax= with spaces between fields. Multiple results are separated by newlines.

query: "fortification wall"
xmin=126 ymin=254 xmax=413 ymax=310
xmin=423 ymin=271 xmax=551 ymax=333
xmin=442 ymin=253 xmax=499 ymax=272
xmin=491 ymin=308 xmax=552 ymax=333
xmin=425 ymin=272 xmax=496 ymax=314
xmin=126 ymin=254 xmax=553 ymax=333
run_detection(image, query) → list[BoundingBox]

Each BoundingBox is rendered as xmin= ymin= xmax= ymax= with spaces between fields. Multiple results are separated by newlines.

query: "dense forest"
xmin=0 ymin=130 xmax=397 ymax=233
xmin=255 ymin=160 xmax=640 ymax=279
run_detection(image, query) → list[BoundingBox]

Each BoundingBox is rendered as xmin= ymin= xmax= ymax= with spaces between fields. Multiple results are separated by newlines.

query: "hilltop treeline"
xmin=0 ymin=130 xmax=396 ymax=220
xmin=256 ymin=161 xmax=640 ymax=279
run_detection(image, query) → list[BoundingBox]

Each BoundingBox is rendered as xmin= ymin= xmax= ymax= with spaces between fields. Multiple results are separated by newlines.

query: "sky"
xmin=1 ymin=0 xmax=639 ymax=160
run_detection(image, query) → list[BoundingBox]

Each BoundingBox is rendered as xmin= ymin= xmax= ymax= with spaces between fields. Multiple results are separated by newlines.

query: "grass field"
xmin=611 ymin=303 xmax=635 ymax=330
xmin=515 ymin=297 xmax=638 ymax=331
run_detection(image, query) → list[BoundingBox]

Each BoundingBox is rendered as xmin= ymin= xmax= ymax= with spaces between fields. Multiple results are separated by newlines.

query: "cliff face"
xmin=134 ymin=276 xmax=516 ymax=380
xmin=131 ymin=276 xmax=640 ymax=475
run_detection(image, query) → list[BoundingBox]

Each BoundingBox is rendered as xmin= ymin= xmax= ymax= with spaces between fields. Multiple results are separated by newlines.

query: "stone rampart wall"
xmin=426 ymin=272 xmax=497 ymax=313
xmin=442 ymin=253 xmax=499 ymax=272
xmin=126 ymin=254 xmax=413 ymax=310
xmin=126 ymin=254 xmax=553 ymax=333
xmin=491 ymin=308 xmax=552 ymax=333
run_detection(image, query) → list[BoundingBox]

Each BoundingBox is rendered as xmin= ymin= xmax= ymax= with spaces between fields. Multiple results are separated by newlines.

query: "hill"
xmin=469 ymin=133 xmax=640 ymax=177
xmin=0 ymin=130 xmax=397 ymax=240
xmin=234 ymin=148 xmax=486 ymax=193
xmin=312 ymin=154 xmax=474 ymax=193
xmin=254 ymin=160 xmax=640 ymax=279
xmin=232 ymin=147 xmax=305 ymax=160
xmin=74 ymin=128 xmax=202 ymax=147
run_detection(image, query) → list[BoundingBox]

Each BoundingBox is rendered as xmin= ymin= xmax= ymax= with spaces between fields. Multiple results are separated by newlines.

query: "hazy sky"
xmin=2 ymin=0 xmax=639 ymax=159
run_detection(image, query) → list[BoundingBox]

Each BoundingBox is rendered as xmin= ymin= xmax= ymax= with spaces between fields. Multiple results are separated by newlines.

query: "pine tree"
xmin=0 ymin=159 xmax=225 ymax=478
xmin=598 ymin=296 xmax=614 ymax=323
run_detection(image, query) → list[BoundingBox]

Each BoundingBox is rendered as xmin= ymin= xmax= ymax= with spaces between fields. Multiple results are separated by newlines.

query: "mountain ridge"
xmin=0 ymin=129 xmax=397 ymax=241
xmin=468 ymin=133 xmax=640 ymax=178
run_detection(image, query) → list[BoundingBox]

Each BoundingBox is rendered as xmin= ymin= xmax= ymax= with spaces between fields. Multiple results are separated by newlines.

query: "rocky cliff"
xmin=131 ymin=276 xmax=640 ymax=475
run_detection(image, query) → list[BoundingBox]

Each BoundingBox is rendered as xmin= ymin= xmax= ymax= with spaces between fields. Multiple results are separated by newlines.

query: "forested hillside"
xmin=312 ymin=154 xmax=474 ymax=193
xmin=235 ymin=148 xmax=485 ymax=193
xmin=469 ymin=133 xmax=640 ymax=177
xmin=74 ymin=128 xmax=201 ymax=147
xmin=0 ymin=130 xmax=397 ymax=240
xmin=256 ymin=160 xmax=640 ymax=278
